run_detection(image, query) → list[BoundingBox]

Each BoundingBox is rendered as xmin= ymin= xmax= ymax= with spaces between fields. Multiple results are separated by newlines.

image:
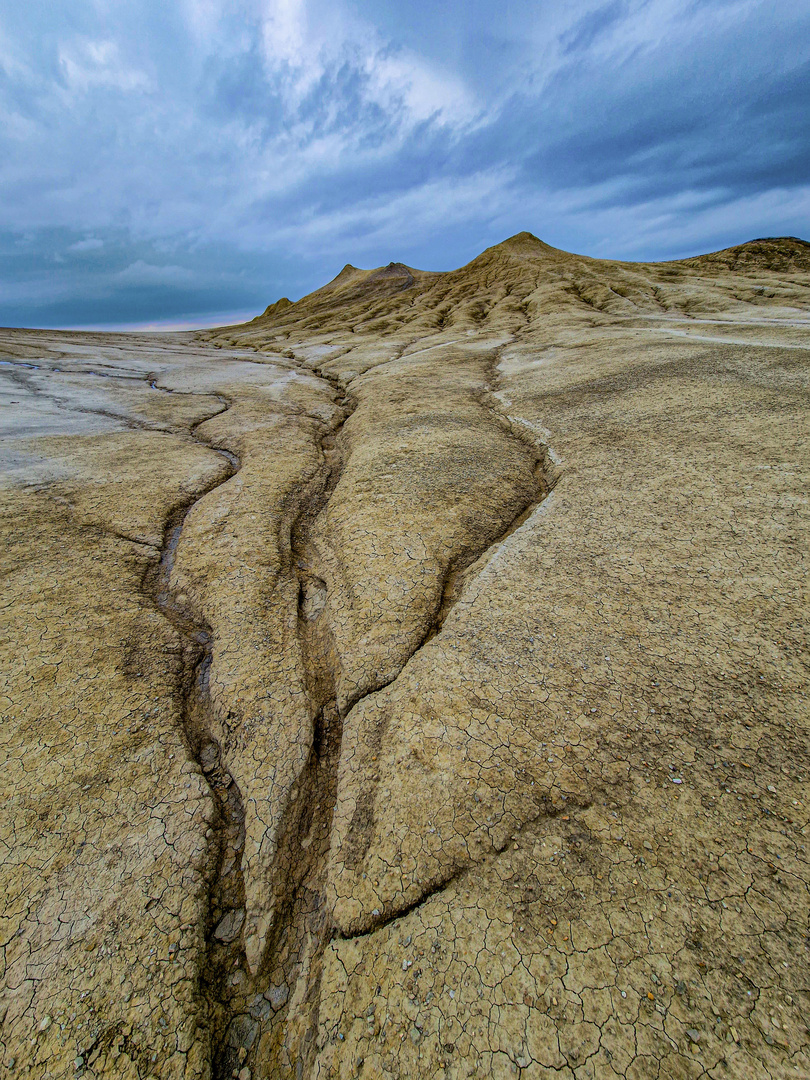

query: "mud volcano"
xmin=2 ymin=233 xmax=809 ymax=1079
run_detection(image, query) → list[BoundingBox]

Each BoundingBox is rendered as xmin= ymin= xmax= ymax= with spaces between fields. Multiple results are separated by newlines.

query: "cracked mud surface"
xmin=2 ymin=233 xmax=809 ymax=1079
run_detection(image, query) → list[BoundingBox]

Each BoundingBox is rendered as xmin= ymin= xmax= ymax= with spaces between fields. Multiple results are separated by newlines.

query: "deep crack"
xmin=140 ymin=391 xmax=250 ymax=1075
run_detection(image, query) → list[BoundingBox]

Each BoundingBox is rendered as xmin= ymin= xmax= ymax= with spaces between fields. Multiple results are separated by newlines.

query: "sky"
xmin=1 ymin=0 xmax=808 ymax=329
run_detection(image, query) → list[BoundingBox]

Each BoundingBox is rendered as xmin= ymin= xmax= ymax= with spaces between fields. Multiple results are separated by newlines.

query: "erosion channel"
xmin=147 ymin=341 xmax=557 ymax=1077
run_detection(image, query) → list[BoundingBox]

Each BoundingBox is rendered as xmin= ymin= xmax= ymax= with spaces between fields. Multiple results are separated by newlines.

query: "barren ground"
xmin=1 ymin=234 xmax=809 ymax=1079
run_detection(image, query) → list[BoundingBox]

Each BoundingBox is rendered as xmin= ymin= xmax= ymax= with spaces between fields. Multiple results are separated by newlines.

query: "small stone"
xmin=687 ymin=1029 xmax=701 ymax=1043
xmin=767 ymin=785 xmax=776 ymax=793
xmin=199 ymin=743 xmax=219 ymax=772
xmin=643 ymin=841 xmax=653 ymax=851
xmin=224 ymin=1015 xmax=259 ymax=1053
xmin=74 ymin=1058 xmax=84 ymax=1070
xmin=409 ymin=1027 xmax=422 ymax=1045
xmin=264 ymin=982 xmax=289 ymax=1011
xmin=248 ymin=995 xmax=272 ymax=1021
xmin=238 ymin=1068 xmax=251 ymax=1080
xmin=38 ymin=1016 xmax=52 ymax=1032
xmin=214 ymin=909 xmax=245 ymax=943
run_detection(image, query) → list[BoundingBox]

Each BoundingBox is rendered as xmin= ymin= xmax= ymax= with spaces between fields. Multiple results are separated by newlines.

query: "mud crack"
xmin=139 ymin=390 xmax=250 ymax=1075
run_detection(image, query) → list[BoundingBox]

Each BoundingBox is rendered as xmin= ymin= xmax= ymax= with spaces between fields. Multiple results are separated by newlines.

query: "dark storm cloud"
xmin=0 ymin=228 xmax=311 ymax=329
xmin=0 ymin=0 xmax=807 ymax=326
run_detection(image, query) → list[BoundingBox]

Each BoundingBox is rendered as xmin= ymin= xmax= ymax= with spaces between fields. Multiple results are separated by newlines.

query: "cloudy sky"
xmin=1 ymin=0 xmax=808 ymax=328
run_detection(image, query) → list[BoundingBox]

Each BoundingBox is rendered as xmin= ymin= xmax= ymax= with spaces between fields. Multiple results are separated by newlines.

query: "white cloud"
xmin=270 ymin=167 xmax=517 ymax=257
xmin=69 ymin=237 xmax=104 ymax=251
xmin=252 ymin=0 xmax=478 ymax=126
xmin=606 ymin=184 xmax=810 ymax=258
xmin=489 ymin=179 xmax=810 ymax=261
xmin=180 ymin=0 xmax=227 ymax=44
xmin=260 ymin=0 xmax=312 ymax=71
xmin=363 ymin=48 xmax=477 ymax=127
xmin=113 ymin=261 xmax=196 ymax=285
xmin=0 ymin=25 xmax=34 ymax=81
xmin=58 ymin=38 xmax=151 ymax=94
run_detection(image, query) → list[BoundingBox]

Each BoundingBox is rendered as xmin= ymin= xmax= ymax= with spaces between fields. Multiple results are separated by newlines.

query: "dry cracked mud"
xmin=1 ymin=233 xmax=809 ymax=1080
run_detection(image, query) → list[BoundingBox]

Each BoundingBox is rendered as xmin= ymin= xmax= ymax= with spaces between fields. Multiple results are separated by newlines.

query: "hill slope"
xmin=209 ymin=233 xmax=810 ymax=345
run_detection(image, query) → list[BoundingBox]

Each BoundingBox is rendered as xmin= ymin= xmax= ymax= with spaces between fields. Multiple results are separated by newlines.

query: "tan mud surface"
xmin=1 ymin=234 xmax=809 ymax=1079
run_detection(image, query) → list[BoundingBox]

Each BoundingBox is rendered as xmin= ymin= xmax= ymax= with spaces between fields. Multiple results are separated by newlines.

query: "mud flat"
xmin=1 ymin=234 xmax=809 ymax=1079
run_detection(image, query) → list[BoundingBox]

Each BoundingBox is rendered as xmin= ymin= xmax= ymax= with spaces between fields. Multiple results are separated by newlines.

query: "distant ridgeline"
xmin=214 ymin=232 xmax=810 ymax=342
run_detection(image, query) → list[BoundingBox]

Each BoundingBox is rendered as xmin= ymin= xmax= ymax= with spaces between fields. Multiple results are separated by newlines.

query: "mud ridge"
xmin=422 ymin=346 xmax=563 ymax=643
xmin=236 ymin=376 xmax=357 ymax=1075
xmin=145 ymin=367 xmax=351 ymax=1078
xmin=335 ymin=793 xmax=590 ymax=945
xmin=141 ymin=360 xmax=353 ymax=1080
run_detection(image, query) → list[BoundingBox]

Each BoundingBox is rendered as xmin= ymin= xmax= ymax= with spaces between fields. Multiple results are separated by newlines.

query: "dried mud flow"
xmin=2 ymin=234 xmax=810 ymax=1080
